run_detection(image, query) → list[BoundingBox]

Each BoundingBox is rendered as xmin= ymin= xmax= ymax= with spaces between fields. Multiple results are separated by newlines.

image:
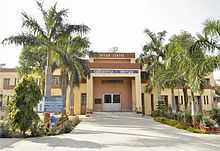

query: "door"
xmin=103 ymin=93 xmax=121 ymax=111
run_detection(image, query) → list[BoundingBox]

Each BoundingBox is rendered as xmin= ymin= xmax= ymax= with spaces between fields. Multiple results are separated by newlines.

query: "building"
xmin=51 ymin=52 xmax=216 ymax=115
xmin=0 ymin=68 xmax=17 ymax=119
xmin=0 ymin=52 xmax=217 ymax=117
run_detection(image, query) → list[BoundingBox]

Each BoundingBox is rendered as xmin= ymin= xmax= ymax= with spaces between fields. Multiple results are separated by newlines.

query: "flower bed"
xmin=154 ymin=117 xmax=203 ymax=133
xmin=0 ymin=115 xmax=80 ymax=138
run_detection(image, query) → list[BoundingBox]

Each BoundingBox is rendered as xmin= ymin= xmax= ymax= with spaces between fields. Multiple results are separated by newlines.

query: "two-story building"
xmin=0 ymin=52 xmax=217 ymax=118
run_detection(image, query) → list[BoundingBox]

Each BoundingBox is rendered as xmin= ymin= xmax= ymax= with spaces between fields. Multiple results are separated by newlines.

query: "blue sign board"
xmin=38 ymin=96 xmax=64 ymax=113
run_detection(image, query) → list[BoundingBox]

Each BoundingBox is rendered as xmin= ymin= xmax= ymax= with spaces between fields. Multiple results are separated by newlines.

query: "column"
xmin=135 ymin=74 xmax=142 ymax=113
xmin=86 ymin=76 xmax=93 ymax=113
xmin=131 ymin=79 xmax=136 ymax=111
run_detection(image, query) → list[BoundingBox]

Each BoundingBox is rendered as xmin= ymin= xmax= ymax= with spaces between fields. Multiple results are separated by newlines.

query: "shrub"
xmin=0 ymin=121 xmax=10 ymax=138
xmin=184 ymin=112 xmax=192 ymax=125
xmin=151 ymin=110 xmax=160 ymax=117
xmin=209 ymin=109 xmax=220 ymax=122
xmin=30 ymin=121 xmax=46 ymax=137
xmin=195 ymin=113 xmax=203 ymax=125
xmin=7 ymin=76 xmax=42 ymax=137
xmin=62 ymin=120 xmax=74 ymax=133
xmin=201 ymin=116 xmax=215 ymax=128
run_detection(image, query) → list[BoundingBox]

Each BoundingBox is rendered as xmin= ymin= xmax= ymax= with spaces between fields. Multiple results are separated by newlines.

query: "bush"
xmin=0 ymin=121 xmax=10 ymax=138
xmin=7 ymin=76 xmax=42 ymax=137
xmin=201 ymin=116 xmax=216 ymax=128
xmin=151 ymin=110 xmax=160 ymax=117
xmin=31 ymin=121 xmax=46 ymax=137
xmin=209 ymin=109 xmax=220 ymax=122
xmin=194 ymin=113 xmax=203 ymax=125
xmin=61 ymin=116 xmax=80 ymax=133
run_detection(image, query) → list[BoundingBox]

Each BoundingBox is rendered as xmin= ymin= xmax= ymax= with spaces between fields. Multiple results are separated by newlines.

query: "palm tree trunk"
xmin=183 ymin=87 xmax=188 ymax=111
xmin=171 ymin=88 xmax=176 ymax=113
xmin=44 ymin=49 xmax=52 ymax=96
xmin=191 ymin=90 xmax=196 ymax=126
xmin=183 ymin=87 xmax=189 ymax=123
xmin=69 ymin=81 xmax=74 ymax=114
xmin=61 ymin=69 xmax=68 ymax=113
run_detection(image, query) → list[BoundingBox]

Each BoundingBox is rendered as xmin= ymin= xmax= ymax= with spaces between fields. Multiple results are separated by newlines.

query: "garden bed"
xmin=154 ymin=117 xmax=204 ymax=133
xmin=0 ymin=115 xmax=80 ymax=138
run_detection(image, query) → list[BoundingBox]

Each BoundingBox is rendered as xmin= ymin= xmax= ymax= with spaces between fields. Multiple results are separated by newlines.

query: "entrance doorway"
xmin=103 ymin=93 xmax=121 ymax=111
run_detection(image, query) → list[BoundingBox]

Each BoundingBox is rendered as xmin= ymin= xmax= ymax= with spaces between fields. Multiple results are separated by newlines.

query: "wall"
xmin=93 ymin=77 xmax=132 ymax=112
xmin=0 ymin=69 xmax=17 ymax=118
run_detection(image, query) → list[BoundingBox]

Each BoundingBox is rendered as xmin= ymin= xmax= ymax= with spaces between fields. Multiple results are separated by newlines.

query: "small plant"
xmin=209 ymin=109 xmax=220 ymax=122
xmin=31 ymin=121 xmax=46 ymax=137
xmin=201 ymin=116 xmax=215 ymax=128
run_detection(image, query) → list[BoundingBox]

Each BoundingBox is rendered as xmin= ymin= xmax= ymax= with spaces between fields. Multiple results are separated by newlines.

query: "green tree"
xmin=2 ymin=1 xmax=89 ymax=96
xmin=55 ymin=36 xmax=89 ymax=114
xmin=139 ymin=29 xmax=167 ymax=110
xmin=8 ymin=76 xmax=42 ymax=137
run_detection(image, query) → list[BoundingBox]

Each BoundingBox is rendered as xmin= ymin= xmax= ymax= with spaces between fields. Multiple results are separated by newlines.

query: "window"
xmin=52 ymin=76 xmax=61 ymax=88
xmin=160 ymin=95 xmax=168 ymax=107
xmin=180 ymin=96 xmax=184 ymax=105
xmin=102 ymin=80 xmax=123 ymax=84
xmin=104 ymin=95 xmax=111 ymax=103
xmin=206 ymin=96 xmax=209 ymax=104
xmin=204 ymin=96 xmax=206 ymax=104
xmin=113 ymin=94 xmax=120 ymax=103
xmin=3 ymin=78 xmax=10 ymax=89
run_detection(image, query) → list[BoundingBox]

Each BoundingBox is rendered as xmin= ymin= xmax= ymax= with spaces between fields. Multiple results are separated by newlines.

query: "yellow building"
xmin=0 ymin=68 xmax=17 ymax=119
xmin=0 ymin=52 xmax=217 ymax=117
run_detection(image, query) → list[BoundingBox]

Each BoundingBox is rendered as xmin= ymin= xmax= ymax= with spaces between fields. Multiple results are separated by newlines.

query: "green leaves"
xmin=8 ymin=76 xmax=42 ymax=137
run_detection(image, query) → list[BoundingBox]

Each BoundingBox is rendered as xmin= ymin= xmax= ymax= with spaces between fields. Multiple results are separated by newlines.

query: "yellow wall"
xmin=0 ymin=69 xmax=18 ymax=118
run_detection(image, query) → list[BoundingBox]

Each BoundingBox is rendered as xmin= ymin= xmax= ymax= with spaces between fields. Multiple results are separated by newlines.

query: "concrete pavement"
xmin=1 ymin=112 xmax=220 ymax=151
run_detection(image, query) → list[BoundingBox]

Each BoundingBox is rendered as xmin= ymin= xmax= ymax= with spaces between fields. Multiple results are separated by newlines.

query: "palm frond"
xmin=21 ymin=12 xmax=46 ymax=37
xmin=2 ymin=33 xmax=42 ymax=46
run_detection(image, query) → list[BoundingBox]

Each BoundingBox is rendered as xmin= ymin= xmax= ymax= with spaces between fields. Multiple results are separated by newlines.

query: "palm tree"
xmin=139 ymin=29 xmax=167 ymax=110
xmin=2 ymin=1 xmax=89 ymax=96
xmin=55 ymin=35 xmax=89 ymax=114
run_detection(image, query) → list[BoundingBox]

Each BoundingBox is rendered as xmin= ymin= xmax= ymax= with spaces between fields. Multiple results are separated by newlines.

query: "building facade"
xmin=0 ymin=68 xmax=17 ymax=118
xmin=0 ymin=52 xmax=217 ymax=117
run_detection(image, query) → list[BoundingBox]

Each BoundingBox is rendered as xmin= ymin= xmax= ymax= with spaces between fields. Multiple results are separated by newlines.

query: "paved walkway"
xmin=1 ymin=112 xmax=220 ymax=151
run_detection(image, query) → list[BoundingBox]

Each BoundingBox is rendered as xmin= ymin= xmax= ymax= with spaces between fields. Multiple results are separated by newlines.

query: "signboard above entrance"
xmin=89 ymin=52 xmax=135 ymax=58
xmin=90 ymin=69 xmax=139 ymax=74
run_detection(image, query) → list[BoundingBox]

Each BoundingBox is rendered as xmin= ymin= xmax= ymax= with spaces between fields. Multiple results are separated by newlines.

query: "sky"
xmin=0 ymin=0 xmax=220 ymax=79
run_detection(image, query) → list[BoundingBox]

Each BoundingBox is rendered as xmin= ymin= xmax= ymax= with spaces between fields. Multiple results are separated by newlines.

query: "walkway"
xmin=1 ymin=112 xmax=220 ymax=151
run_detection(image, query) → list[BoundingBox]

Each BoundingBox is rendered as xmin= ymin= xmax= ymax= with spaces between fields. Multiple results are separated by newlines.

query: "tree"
xmin=55 ymin=35 xmax=89 ymax=114
xmin=139 ymin=29 xmax=167 ymax=110
xmin=2 ymin=1 xmax=89 ymax=96
xmin=166 ymin=31 xmax=197 ymax=112
xmin=7 ymin=76 xmax=42 ymax=137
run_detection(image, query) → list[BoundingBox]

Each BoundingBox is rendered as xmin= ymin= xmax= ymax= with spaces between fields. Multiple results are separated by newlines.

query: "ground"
xmin=1 ymin=112 xmax=220 ymax=151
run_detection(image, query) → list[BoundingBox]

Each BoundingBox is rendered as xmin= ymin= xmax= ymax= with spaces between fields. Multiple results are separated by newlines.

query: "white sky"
xmin=0 ymin=0 xmax=220 ymax=80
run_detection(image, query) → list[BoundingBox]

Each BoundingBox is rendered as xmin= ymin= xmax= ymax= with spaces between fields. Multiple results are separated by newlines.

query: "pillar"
xmin=86 ymin=76 xmax=93 ymax=113
xmin=135 ymin=75 xmax=142 ymax=113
